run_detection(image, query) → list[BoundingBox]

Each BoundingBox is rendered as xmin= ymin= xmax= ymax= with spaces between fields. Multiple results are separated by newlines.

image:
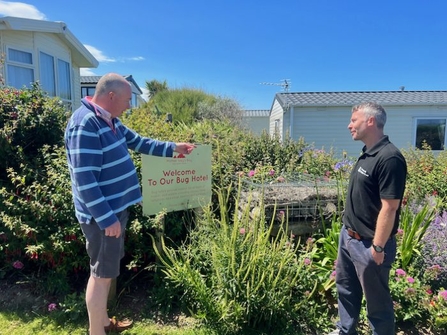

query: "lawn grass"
xmin=0 ymin=276 xmax=216 ymax=335
xmin=0 ymin=311 xmax=216 ymax=335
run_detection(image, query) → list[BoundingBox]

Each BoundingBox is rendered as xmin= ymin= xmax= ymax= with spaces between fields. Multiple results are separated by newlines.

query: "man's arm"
xmin=372 ymin=198 xmax=401 ymax=264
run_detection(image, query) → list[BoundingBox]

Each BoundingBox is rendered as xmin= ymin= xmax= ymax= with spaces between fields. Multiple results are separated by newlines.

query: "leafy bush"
xmin=0 ymin=83 xmax=67 ymax=185
xmin=0 ymin=145 xmax=88 ymax=294
xmin=389 ymin=267 xmax=431 ymax=323
xmin=153 ymin=184 xmax=333 ymax=334
xmin=395 ymin=197 xmax=440 ymax=270
xmin=145 ymin=87 xmax=216 ymax=124
xmin=428 ymin=289 xmax=447 ymax=330
xmin=402 ymin=145 xmax=447 ymax=202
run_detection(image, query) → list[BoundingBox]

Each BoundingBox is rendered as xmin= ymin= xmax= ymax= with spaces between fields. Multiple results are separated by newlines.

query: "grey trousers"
xmin=335 ymin=225 xmax=396 ymax=335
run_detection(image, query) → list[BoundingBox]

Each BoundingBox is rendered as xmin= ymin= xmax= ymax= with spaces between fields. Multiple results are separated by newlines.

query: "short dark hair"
xmin=352 ymin=102 xmax=387 ymax=129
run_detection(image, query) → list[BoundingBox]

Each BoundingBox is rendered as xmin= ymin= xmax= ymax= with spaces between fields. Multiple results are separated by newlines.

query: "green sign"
xmin=141 ymin=145 xmax=212 ymax=216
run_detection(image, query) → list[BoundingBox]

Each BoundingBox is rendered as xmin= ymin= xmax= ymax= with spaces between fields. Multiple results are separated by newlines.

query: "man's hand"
xmin=105 ymin=221 xmax=121 ymax=238
xmin=371 ymin=247 xmax=385 ymax=265
xmin=174 ymin=143 xmax=196 ymax=155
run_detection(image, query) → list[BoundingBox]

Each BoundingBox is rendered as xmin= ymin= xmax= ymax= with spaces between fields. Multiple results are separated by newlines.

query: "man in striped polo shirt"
xmin=65 ymin=73 xmax=195 ymax=335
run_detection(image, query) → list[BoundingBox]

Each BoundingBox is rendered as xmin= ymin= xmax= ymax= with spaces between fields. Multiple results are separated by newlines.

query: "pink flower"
xmin=405 ymin=288 xmax=416 ymax=296
xmin=407 ymin=277 xmax=415 ymax=284
xmin=395 ymin=268 xmax=406 ymax=277
xmin=269 ymin=169 xmax=275 ymax=176
xmin=306 ymin=237 xmax=314 ymax=247
xmin=439 ymin=290 xmax=447 ymax=301
xmin=397 ymin=228 xmax=404 ymax=236
xmin=239 ymin=228 xmax=246 ymax=235
xmin=426 ymin=289 xmax=433 ymax=295
xmin=330 ymin=270 xmax=336 ymax=280
xmin=248 ymin=170 xmax=255 ymax=177
xmin=12 ymin=260 xmax=24 ymax=269
xmin=48 ymin=303 xmax=57 ymax=312
xmin=304 ymin=258 xmax=311 ymax=266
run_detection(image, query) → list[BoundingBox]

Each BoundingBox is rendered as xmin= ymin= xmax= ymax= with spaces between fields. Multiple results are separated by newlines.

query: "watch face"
xmin=373 ymin=245 xmax=384 ymax=253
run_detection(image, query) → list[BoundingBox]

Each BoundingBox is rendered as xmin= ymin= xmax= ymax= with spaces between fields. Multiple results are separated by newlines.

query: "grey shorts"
xmin=80 ymin=210 xmax=129 ymax=278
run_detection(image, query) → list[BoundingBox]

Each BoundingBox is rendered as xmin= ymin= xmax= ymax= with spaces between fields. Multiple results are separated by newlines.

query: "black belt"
xmin=346 ymin=227 xmax=362 ymax=241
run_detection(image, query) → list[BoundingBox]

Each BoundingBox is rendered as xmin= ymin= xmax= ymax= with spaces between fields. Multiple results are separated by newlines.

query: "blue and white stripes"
xmin=65 ymin=98 xmax=176 ymax=229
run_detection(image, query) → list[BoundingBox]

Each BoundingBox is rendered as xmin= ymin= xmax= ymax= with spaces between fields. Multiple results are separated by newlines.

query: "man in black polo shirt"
xmin=329 ymin=102 xmax=407 ymax=335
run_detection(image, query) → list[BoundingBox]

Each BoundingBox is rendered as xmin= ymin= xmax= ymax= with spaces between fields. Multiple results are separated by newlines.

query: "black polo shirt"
xmin=342 ymin=135 xmax=407 ymax=239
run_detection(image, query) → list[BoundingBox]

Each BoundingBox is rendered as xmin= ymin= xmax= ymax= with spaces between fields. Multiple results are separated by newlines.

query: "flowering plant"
xmin=418 ymin=210 xmax=447 ymax=290
xmin=236 ymin=164 xmax=285 ymax=185
xmin=389 ymin=267 xmax=431 ymax=323
xmin=428 ymin=289 xmax=447 ymax=329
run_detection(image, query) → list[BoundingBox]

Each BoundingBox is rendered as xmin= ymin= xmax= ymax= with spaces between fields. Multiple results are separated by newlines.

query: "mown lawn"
xmin=0 ymin=312 xmax=214 ymax=335
xmin=0 ymin=278 xmax=215 ymax=335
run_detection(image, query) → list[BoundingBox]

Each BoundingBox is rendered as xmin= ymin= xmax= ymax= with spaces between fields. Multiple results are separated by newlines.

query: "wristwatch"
xmin=372 ymin=244 xmax=384 ymax=253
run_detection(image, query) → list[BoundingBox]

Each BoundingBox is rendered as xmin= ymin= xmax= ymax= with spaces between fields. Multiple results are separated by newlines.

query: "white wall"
xmin=242 ymin=116 xmax=269 ymax=135
xmin=270 ymin=100 xmax=284 ymax=139
xmin=287 ymin=105 xmax=447 ymax=159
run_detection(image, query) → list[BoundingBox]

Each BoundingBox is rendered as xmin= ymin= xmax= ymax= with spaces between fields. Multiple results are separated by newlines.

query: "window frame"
xmin=5 ymin=46 xmax=35 ymax=88
xmin=39 ymin=51 xmax=56 ymax=96
xmin=81 ymin=86 xmax=96 ymax=98
xmin=413 ymin=117 xmax=447 ymax=151
xmin=37 ymin=48 xmax=73 ymax=104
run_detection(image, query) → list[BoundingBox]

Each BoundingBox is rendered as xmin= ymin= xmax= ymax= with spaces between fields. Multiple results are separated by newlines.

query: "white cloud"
xmin=80 ymin=68 xmax=97 ymax=76
xmin=84 ymin=44 xmax=116 ymax=63
xmin=127 ymin=56 xmax=145 ymax=61
xmin=0 ymin=1 xmax=46 ymax=19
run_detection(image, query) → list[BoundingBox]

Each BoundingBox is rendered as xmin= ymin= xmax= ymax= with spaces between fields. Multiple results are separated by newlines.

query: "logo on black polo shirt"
xmin=358 ymin=166 xmax=369 ymax=177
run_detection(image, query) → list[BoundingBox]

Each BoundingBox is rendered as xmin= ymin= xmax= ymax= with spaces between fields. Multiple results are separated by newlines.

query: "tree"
xmin=196 ymin=97 xmax=244 ymax=127
xmin=145 ymin=79 xmax=168 ymax=100
xmin=142 ymin=80 xmax=245 ymax=126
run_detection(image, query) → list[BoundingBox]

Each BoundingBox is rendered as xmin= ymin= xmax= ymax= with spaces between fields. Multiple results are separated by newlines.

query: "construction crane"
xmin=260 ymin=79 xmax=291 ymax=92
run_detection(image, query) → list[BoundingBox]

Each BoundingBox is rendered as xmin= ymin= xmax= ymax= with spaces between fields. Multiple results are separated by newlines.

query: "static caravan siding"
xmin=1 ymin=30 xmax=33 ymax=48
xmin=385 ymin=105 xmax=447 ymax=151
xmin=35 ymin=32 xmax=71 ymax=61
xmin=291 ymin=107 xmax=361 ymax=158
xmin=242 ymin=117 xmax=269 ymax=135
xmin=72 ymin=66 xmax=81 ymax=110
xmin=290 ymin=105 xmax=447 ymax=159
xmin=269 ymin=100 xmax=283 ymax=138
xmin=382 ymin=106 xmax=415 ymax=151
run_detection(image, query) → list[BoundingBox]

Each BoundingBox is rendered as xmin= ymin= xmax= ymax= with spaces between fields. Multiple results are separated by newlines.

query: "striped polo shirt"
xmin=65 ymin=97 xmax=176 ymax=229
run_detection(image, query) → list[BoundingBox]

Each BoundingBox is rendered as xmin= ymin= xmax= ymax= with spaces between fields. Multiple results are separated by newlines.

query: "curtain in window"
xmin=39 ymin=52 xmax=56 ymax=96
xmin=9 ymin=48 xmax=32 ymax=64
xmin=7 ymin=49 xmax=34 ymax=88
xmin=57 ymin=59 xmax=71 ymax=100
xmin=7 ymin=64 xmax=34 ymax=88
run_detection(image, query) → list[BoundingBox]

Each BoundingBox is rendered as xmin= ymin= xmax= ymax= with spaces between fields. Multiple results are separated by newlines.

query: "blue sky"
xmin=1 ymin=0 xmax=446 ymax=109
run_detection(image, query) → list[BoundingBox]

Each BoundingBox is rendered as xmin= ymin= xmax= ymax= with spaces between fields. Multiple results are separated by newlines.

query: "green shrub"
xmin=0 ymin=83 xmax=67 ymax=185
xmin=0 ymin=145 xmax=88 ymax=294
xmin=153 ymin=183 xmax=333 ymax=334
xmin=395 ymin=197 xmax=440 ymax=270
xmin=402 ymin=145 xmax=447 ymax=202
